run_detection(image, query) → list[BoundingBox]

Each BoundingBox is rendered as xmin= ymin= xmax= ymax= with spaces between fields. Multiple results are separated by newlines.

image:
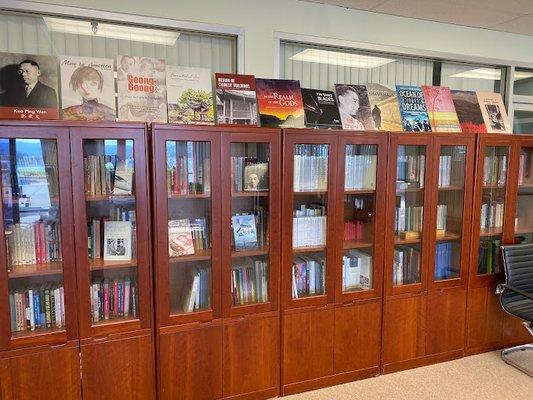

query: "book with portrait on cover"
xmin=477 ymin=91 xmax=511 ymax=134
xmin=335 ymin=84 xmax=375 ymax=131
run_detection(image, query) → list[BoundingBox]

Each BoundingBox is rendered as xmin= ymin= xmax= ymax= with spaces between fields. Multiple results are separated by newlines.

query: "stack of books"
xmin=293 ymin=144 xmax=328 ymax=192
xmin=344 ymin=147 xmax=377 ymax=190
xmin=483 ymin=155 xmax=507 ymax=186
xmin=90 ymin=277 xmax=138 ymax=322
xmin=393 ymin=246 xmax=421 ymax=285
xmin=166 ymin=141 xmax=210 ymax=195
xmin=292 ymin=254 xmax=326 ymax=298
xmin=293 ymin=204 xmax=327 ymax=248
xmin=231 ymin=258 xmax=269 ymax=305
xmin=8 ymin=221 xmax=62 ymax=266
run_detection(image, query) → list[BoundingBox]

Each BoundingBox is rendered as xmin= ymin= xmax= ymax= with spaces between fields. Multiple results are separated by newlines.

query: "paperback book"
xmin=255 ymin=79 xmax=305 ymax=128
xmin=335 ymin=84 xmax=375 ymax=130
xmin=396 ymin=85 xmax=431 ymax=132
xmin=168 ymin=219 xmax=195 ymax=257
xmin=103 ymin=221 xmax=132 ymax=261
xmin=167 ymin=66 xmax=214 ymax=124
xmin=232 ymin=214 xmax=258 ymax=250
xmin=477 ymin=92 xmax=511 ymax=133
xmin=215 ymin=73 xmax=258 ymax=126
xmin=301 ymin=88 xmax=342 ymax=129
xmin=451 ymin=90 xmax=487 ymax=133
xmin=421 ymin=86 xmax=461 ymax=132
xmin=365 ymin=83 xmax=403 ymax=131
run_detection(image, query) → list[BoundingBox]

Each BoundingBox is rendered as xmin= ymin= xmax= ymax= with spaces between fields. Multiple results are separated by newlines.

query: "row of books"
xmin=477 ymin=239 xmax=501 ymax=275
xmin=395 ymin=206 xmax=424 ymax=234
xmin=393 ymin=246 xmax=421 ymax=286
xmin=88 ymin=208 xmax=136 ymax=260
xmin=397 ymin=155 xmax=425 ymax=187
xmin=342 ymin=250 xmax=372 ymax=291
xmin=168 ymin=218 xmax=210 ymax=257
xmin=293 ymin=204 xmax=327 ymax=248
xmin=436 ymin=204 xmax=448 ymax=232
xmin=90 ymin=277 xmax=138 ymax=322
xmin=344 ymin=151 xmax=377 ymax=190
xmin=166 ymin=141 xmax=211 ymax=195
xmin=231 ymin=259 xmax=269 ymax=305
xmin=438 ymin=155 xmax=458 ymax=187
xmin=7 ymin=221 xmax=62 ymax=267
xmin=178 ymin=267 xmax=211 ymax=313
xmin=292 ymin=254 xmax=326 ymax=298
xmin=9 ymin=283 xmax=65 ymax=332
xmin=231 ymin=157 xmax=269 ymax=192
xmin=293 ymin=144 xmax=328 ymax=192
xmin=483 ymin=155 xmax=507 ymax=186
xmin=232 ymin=209 xmax=268 ymax=250
xmin=480 ymin=202 xmax=504 ymax=230
xmin=344 ymin=220 xmax=366 ymax=241
xmin=84 ymin=156 xmax=134 ymax=197
xmin=435 ymin=242 xmax=456 ymax=280
xmin=518 ymin=153 xmax=532 ymax=185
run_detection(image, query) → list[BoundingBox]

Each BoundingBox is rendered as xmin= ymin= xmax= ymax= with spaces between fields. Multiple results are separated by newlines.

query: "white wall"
xmin=24 ymin=0 xmax=533 ymax=76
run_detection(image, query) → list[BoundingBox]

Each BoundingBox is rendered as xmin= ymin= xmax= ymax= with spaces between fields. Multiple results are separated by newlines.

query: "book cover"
xmin=215 ymin=73 xmax=258 ymax=126
xmin=255 ymin=79 xmax=305 ymax=128
xmin=301 ymin=88 xmax=342 ymax=129
xmin=113 ymin=160 xmax=134 ymax=195
xmin=103 ymin=221 xmax=132 ymax=261
xmin=232 ymin=214 xmax=258 ymax=250
xmin=116 ymin=55 xmax=167 ymax=123
xmin=167 ymin=66 xmax=214 ymax=124
xmin=59 ymin=56 xmax=116 ymax=121
xmin=0 ymin=52 xmax=59 ymax=120
xmin=335 ymin=84 xmax=375 ymax=131
xmin=168 ymin=219 xmax=195 ymax=257
xmin=421 ymin=86 xmax=461 ymax=132
xmin=451 ymin=90 xmax=487 ymax=133
xmin=365 ymin=83 xmax=403 ymax=131
xmin=477 ymin=92 xmax=512 ymax=133
xmin=243 ymin=162 xmax=269 ymax=191
xmin=396 ymin=85 xmax=432 ymax=132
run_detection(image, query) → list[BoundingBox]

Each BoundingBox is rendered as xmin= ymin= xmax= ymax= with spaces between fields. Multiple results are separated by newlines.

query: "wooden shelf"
xmin=86 ymin=195 xmax=135 ymax=202
xmin=293 ymin=190 xmax=328 ymax=196
xmin=344 ymin=240 xmax=373 ymax=249
xmin=232 ymin=246 xmax=269 ymax=257
xmin=169 ymin=249 xmax=212 ymax=263
xmin=518 ymin=183 xmax=533 ymax=189
xmin=8 ymin=262 xmax=63 ymax=278
xmin=438 ymin=185 xmax=463 ymax=191
xmin=396 ymin=187 xmax=424 ymax=194
xmin=92 ymin=316 xmax=139 ymax=327
xmin=293 ymin=245 xmax=327 ymax=254
xmin=482 ymin=184 xmax=505 ymax=190
xmin=436 ymin=232 xmax=461 ymax=242
xmin=11 ymin=326 xmax=65 ymax=339
xmin=479 ymin=227 xmax=503 ymax=237
xmin=515 ymin=227 xmax=533 ymax=235
xmin=232 ymin=191 xmax=269 ymax=197
xmin=168 ymin=193 xmax=211 ymax=199
xmin=89 ymin=258 xmax=137 ymax=271
xmin=344 ymin=189 xmax=375 ymax=195
xmin=394 ymin=235 xmax=421 ymax=245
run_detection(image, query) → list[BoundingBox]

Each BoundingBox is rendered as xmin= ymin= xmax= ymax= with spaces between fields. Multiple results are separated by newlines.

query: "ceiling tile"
xmin=301 ymin=0 xmax=386 ymax=11
xmin=493 ymin=15 xmax=533 ymax=35
xmin=447 ymin=0 xmax=533 ymax=14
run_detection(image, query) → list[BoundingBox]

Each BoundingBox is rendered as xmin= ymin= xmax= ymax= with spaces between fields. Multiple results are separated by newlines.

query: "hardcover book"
xmin=451 ymin=90 xmax=487 ymax=133
xmin=255 ymin=79 xmax=305 ymax=128
xmin=0 ymin=52 xmax=59 ymax=120
xmin=103 ymin=221 xmax=132 ymax=261
xmin=365 ymin=83 xmax=403 ymax=131
xmin=396 ymin=85 xmax=432 ymax=132
xmin=232 ymin=214 xmax=258 ymax=250
xmin=301 ymin=88 xmax=342 ymax=129
xmin=113 ymin=160 xmax=134 ymax=195
xmin=477 ymin=92 xmax=512 ymax=133
xmin=243 ymin=162 xmax=269 ymax=191
xmin=167 ymin=66 xmax=214 ymax=124
xmin=59 ymin=56 xmax=116 ymax=121
xmin=335 ymin=84 xmax=375 ymax=130
xmin=215 ymin=73 xmax=258 ymax=126
xmin=168 ymin=219 xmax=195 ymax=257
xmin=421 ymin=86 xmax=461 ymax=132
xmin=116 ymin=55 xmax=167 ymax=123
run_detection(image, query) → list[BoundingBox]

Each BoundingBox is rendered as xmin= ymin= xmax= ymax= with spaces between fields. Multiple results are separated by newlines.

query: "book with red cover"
xmin=421 ymin=86 xmax=461 ymax=132
xmin=215 ymin=73 xmax=259 ymax=126
xmin=451 ymin=90 xmax=487 ymax=133
xmin=255 ymin=79 xmax=305 ymax=128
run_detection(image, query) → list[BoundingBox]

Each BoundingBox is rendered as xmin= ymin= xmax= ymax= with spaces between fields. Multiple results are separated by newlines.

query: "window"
xmin=439 ymin=62 xmax=503 ymax=93
xmin=511 ymin=68 xmax=533 ymax=134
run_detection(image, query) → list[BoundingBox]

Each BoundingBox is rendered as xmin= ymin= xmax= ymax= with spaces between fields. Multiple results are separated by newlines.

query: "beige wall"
xmin=26 ymin=0 xmax=533 ymax=76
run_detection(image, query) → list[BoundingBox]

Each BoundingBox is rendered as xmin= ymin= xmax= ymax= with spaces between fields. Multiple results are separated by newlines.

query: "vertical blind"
xmin=0 ymin=12 xmax=237 ymax=73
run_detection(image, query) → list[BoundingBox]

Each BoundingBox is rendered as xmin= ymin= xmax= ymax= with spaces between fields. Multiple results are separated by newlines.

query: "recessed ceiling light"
xmin=290 ymin=48 xmax=396 ymax=68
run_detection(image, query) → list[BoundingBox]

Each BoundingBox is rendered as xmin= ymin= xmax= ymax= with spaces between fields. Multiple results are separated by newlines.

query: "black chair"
xmin=498 ymin=243 xmax=533 ymax=376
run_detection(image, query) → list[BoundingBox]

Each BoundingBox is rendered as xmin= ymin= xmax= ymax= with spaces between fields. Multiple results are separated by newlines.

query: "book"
xmin=293 ymin=144 xmax=328 ymax=192
xmin=344 ymin=145 xmax=377 ymax=190
xmin=8 ymin=221 xmax=62 ymax=267
xmin=90 ymin=277 xmax=138 ymax=322
xmin=167 ymin=66 xmax=214 ymax=124
xmin=451 ymin=90 xmax=487 ymax=133
xmin=396 ymin=85 xmax=431 ymax=132
xmin=335 ymin=84 xmax=375 ymax=130
xmin=166 ymin=141 xmax=211 ymax=195
xmin=231 ymin=258 xmax=269 ymax=305
xmin=342 ymin=249 xmax=372 ymax=291
xmin=292 ymin=253 xmax=326 ymax=298
xmin=116 ymin=55 xmax=167 ymax=123
xmin=243 ymin=162 xmax=269 ymax=191
xmin=232 ymin=214 xmax=258 ymax=250
xmin=301 ymin=88 xmax=342 ymax=129
xmin=393 ymin=245 xmax=421 ymax=285
xmin=103 ymin=221 xmax=132 ymax=261
xmin=59 ymin=56 xmax=116 ymax=121
xmin=168 ymin=219 xmax=195 ymax=257
xmin=435 ymin=242 xmax=456 ymax=280
xmin=477 ymin=92 xmax=512 ymax=133
xmin=255 ymin=79 xmax=305 ymax=128
xmin=365 ymin=83 xmax=403 ymax=131
xmin=215 ymin=73 xmax=258 ymax=126
xmin=113 ymin=160 xmax=134 ymax=195
xmin=421 ymin=86 xmax=461 ymax=132
xmin=293 ymin=204 xmax=327 ymax=248
xmin=0 ymin=52 xmax=59 ymax=120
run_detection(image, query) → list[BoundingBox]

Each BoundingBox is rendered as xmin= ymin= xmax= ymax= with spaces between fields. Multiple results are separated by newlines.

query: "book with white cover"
xmin=103 ymin=221 xmax=132 ymax=261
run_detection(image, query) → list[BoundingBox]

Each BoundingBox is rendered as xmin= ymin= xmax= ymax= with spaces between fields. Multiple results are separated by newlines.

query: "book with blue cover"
xmin=396 ymin=85 xmax=432 ymax=132
xmin=232 ymin=214 xmax=258 ymax=250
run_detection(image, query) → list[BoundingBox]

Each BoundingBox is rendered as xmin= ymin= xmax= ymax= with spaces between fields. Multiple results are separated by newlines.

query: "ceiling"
xmin=302 ymin=0 xmax=533 ymax=36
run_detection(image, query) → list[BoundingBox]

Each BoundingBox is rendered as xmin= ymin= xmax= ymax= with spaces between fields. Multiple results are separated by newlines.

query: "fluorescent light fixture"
xmin=450 ymin=68 xmax=503 ymax=80
xmin=43 ymin=17 xmax=179 ymax=46
xmin=514 ymin=70 xmax=533 ymax=81
xmin=290 ymin=48 xmax=395 ymax=69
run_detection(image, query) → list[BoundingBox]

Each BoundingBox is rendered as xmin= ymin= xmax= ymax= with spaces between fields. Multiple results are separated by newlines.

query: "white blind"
xmin=280 ymin=41 xmax=433 ymax=90
xmin=440 ymin=62 xmax=502 ymax=92
xmin=0 ymin=12 xmax=236 ymax=73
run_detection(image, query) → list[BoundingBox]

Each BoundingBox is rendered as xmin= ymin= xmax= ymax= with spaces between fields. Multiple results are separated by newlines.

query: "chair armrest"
xmin=497 ymin=284 xmax=533 ymax=301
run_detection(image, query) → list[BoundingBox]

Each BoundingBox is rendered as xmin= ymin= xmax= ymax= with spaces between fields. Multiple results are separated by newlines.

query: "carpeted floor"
xmin=283 ymin=350 xmax=533 ymax=399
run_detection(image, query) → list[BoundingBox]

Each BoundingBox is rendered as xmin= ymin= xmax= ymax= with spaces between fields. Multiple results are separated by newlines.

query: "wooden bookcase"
xmin=151 ymin=124 xmax=281 ymax=400
xmin=465 ymin=133 xmax=533 ymax=355
xmin=382 ymin=132 xmax=475 ymax=373
xmin=281 ymin=129 xmax=387 ymax=395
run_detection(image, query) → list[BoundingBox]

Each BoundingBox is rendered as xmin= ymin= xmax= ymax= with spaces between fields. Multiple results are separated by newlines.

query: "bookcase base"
xmin=382 ymin=349 xmax=463 ymax=374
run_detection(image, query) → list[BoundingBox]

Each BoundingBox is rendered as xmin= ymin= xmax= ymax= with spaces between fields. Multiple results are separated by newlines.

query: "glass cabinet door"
xmin=166 ymin=140 xmax=212 ymax=315
xmin=230 ymin=143 xmax=269 ymax=306
xmin=83 ymin=139 xmax=139 ymax=325
xmin=477 ymin=146 xmax=508 ymax=275
xmin=292 ymin=144 xmax=328 ymax=299
xmin=393 ymin=145 xmax=425 ymax=286
xmin=1 ymin=138 xmax=65 ymax=337
xmin=434 ymin=146 xmax=467 ymax=281
xmin=342 ymin=144 xmax=377 ymax=292
xmin=515 ymin=146 xmax=533 ymax=244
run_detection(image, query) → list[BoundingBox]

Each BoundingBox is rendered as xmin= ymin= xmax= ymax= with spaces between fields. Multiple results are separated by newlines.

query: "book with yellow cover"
xmin=421 ymin=86 xmax=461 ymax=132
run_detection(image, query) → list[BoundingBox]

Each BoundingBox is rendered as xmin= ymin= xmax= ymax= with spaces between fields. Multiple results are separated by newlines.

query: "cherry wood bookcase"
xmin=151 ymin=124 xmax=281 ymax=400
xmin=281 ymin=129 xmax=388 ymax=395
xmin=382 ymin=132 xmax=476 ymax=373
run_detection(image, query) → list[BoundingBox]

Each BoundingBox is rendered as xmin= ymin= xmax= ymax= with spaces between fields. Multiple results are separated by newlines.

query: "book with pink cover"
xmin=421 ymin=86 xmax=461 ymax=132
